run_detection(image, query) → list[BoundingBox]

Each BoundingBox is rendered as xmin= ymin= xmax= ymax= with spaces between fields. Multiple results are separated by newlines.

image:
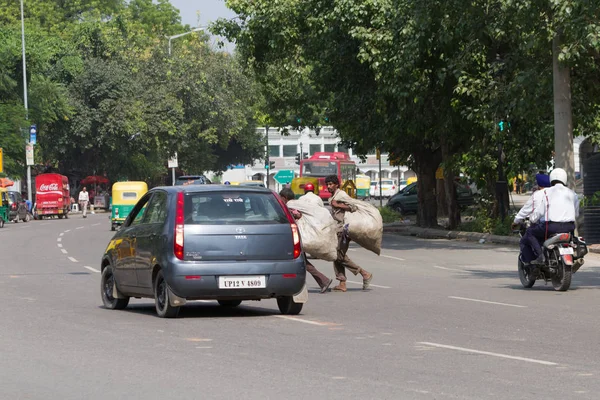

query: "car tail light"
xmin=392 ymin=186 xmax=395 ymax=190
xmin=174 ymin=192 xmax=184 ymax=260
xmin=11 ymin=203 xmax=16 ymax=210
xmin=274 ymin=193 xmax=302 ymax=259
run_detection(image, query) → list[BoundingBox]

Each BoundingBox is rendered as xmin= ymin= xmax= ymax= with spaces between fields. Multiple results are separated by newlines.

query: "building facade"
xmin=216 ymin=126 xmax=415 ymax=191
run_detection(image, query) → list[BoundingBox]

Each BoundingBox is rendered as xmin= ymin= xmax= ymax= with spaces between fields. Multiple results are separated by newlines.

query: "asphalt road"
xmin=2 ymin=213 xmax=600 ymax=399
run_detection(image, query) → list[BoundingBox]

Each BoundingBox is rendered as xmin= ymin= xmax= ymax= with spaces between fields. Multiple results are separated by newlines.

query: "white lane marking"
xmin=61 ymin=249 xmax=68 ymax=254
xmin=76 ymin=226 xmax=84 ymax=230
xmin=434 ymin=265 xmax=465 ymax=272
xmin=448 ymin=296 xmax=527 ymax=308
xmin=68 ymin=257 xmax=78 ymax=263
xmin=84 ymin=266 xmax=100 ymax=273
xmin=57 ymin=238 xmax=62 ymax=242
xmin=346 ymin=280 xmax=391 ymax=289
xmin=59 ymin=232 xmax=64 ymax=236
xmin=64 ymin=230 xmax=71 ymax=233
xmin=275 ymin=316 xmax=335 ymax=326
xmin=92 ymin=223 xmax=101 ymax=226
xmin=382 ymin=255 xmax=405 ymax=261
xmin=196 ymin=346 xmax=213 ymax=349
xmin=418 ymin=342 xmax=557 ymax=366
xmin=57 ymin=244 xmax=63 ymax=248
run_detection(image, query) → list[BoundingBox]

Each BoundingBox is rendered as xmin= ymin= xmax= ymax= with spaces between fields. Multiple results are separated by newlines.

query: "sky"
xmin=168 ymin=0 xmax=237 ymax=50
xmin=168 ymin=0 xmax=237 ymax=27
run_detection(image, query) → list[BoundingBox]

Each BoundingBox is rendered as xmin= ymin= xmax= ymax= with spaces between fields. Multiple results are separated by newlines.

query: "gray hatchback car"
xmin=100 ymin=185 xmax=307 ymax=318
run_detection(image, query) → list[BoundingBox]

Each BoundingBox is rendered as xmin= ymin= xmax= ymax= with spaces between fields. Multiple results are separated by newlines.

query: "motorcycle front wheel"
xmin=518 ymin=256 xmax=536 ymax=288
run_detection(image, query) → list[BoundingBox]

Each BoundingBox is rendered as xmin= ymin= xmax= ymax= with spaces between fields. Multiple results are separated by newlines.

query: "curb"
xmin=383 ymin=224 xmax=519 ymax=247
xmin=383 ymin=224 xmax=600 ymax=254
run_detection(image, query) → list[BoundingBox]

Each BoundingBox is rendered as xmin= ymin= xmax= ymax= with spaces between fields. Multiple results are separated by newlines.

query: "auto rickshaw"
xmin=355 ymin=175 xmax=371 ymax=200
xmin=110 ymin=181 xmax=148 ymax=231
xmin=0 ymin=189 xmax=9 ymax=228
xmin=291 ymin=176 xmax=319 ymax=199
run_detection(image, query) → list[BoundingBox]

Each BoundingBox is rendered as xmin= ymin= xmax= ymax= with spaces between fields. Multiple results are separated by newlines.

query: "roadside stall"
xmin=81 ymin=175 xmax=110 ymax=210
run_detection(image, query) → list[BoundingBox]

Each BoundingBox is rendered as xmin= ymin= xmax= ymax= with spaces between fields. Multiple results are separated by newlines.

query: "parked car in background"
xmin=175 ymin=175 xmax=211 ymax=186
xmin=369 ymin=179 xmax=398 ymax=199
xmin=387 ymin=182 xmax=474 ymax=214
xmin=100 ymin=185 xmax=307 ymax=318
xmin=6 ymin=191 xmax=30 ymax=223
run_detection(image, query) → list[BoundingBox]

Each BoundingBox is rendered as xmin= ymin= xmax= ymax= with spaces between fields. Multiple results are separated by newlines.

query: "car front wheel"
xmin=154 ymin=270 xmax=180 ymax=318
xmin=101 ymin=266 xmax=130 ymax=310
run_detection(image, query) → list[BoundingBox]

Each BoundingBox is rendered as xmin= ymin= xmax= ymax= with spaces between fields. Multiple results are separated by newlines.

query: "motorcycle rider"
xmin=512 ymin=168 xmax=579 ymax=265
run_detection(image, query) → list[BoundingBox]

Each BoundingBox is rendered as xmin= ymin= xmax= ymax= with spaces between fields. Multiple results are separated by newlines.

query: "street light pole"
xmin=20 ymin=0 xmax=32 ymax=202
xmin=167 ymin=27 xmax=205 ymax=56
xmin=166 ymin=27 xmax=204 ymax=185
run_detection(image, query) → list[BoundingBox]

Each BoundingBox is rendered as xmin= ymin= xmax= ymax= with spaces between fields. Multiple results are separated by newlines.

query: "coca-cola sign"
xmin=39 ymin=183 xmax=59 ymax=192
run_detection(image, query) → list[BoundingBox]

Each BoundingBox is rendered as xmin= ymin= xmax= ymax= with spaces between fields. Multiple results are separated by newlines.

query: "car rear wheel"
xmin=218 ymin=300 xmax=242 ymax=307
xmin=277 ymin=296 xmax=303 ymax=315
xmin=101 ymin=266 xmax=130 ymax=310
xmin=154 ymin=270 xmax=180 ymax=318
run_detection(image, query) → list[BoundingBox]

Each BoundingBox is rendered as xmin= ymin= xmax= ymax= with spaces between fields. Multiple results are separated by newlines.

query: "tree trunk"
xmin=553 ymin=31 xmax=575 ymax=189
xmin=441 ymin=136 xmax=461 ymax=229
xmin=436 ymin=178 xmax=447 ymax=217
xmin=414 ymin=149 xmax=441 ymax=228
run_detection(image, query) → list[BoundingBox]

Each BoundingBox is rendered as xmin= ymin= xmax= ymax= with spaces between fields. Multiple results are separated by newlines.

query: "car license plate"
xmin=559 ymin=247 xmax=574 ymax=255
xmin=218 ymin=275 xmax=266 ymax=289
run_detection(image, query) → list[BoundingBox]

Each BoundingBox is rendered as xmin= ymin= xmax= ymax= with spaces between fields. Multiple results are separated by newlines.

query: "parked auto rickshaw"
xmin=110 ymin=181 xmax=148 ymax=231
xmin=0 ymin=189 xmax=9 ymax=228
xmin=355 ymin=175 xmax=371 ymax=200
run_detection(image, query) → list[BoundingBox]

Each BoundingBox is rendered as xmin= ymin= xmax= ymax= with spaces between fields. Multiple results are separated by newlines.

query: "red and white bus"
xmin=295 ymin=152 xmax=356 ymax=201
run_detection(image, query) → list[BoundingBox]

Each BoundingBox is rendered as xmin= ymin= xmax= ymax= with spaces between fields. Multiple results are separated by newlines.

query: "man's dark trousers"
xmin=520 ymin=221 xmax=576 ymax=263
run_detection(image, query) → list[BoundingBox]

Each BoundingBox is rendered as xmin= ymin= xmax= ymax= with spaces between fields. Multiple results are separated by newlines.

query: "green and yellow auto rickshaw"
xmin=355 ymin=174 xmax=371 ymax=200
xmin=0 ymin=189 xmax=9 ymax=228
xmin=110 ymin=181 xmax=148 ymax=231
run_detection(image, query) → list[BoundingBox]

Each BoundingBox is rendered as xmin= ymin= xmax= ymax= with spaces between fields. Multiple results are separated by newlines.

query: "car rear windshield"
xmin=184 ymin=191 xmax=288 ymax=225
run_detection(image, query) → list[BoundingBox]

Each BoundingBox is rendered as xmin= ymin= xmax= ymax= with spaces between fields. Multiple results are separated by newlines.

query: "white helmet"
xmin=549 ymin=168 xmax=567 ymax=186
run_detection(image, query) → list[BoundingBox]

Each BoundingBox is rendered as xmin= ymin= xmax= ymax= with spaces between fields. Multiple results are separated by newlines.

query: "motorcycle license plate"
xmin=559 ymin=247 xmax=574 ymax=255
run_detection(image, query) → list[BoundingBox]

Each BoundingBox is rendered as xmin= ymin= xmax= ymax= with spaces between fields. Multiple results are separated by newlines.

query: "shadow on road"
xmin=108 ymin=302 xmax=282 ymax=319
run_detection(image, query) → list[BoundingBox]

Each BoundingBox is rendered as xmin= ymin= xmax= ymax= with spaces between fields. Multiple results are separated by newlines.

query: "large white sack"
xmin=331 ymin=190 xmax=383 ymax=255
xmin=287 ymin=197 xmax=338 ymax=261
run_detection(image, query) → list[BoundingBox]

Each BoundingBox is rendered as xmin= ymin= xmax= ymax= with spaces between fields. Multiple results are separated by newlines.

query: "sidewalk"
xmin=383 ymin=222 xmax=600 ymax=254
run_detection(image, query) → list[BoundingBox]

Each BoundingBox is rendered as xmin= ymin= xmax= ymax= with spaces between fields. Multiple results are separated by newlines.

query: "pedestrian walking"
xmin=79 ymin=187 xmax=89 ymax=218
xmin=279 ymin=187 xmax=333 ymax=293
xmin=326 ymin=175 xmax=373 ymax=292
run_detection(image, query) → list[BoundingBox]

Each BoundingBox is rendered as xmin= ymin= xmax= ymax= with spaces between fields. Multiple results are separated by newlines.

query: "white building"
xmin=214 ymin=126 xmax=415 ymax=191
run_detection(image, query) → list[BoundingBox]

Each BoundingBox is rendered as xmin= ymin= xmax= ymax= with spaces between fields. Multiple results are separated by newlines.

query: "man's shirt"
xmin=79 ymin=191 xmax=89 ymax=202
xmin=514 ymin=190 xmax=545 ymax=224
xmin=539 ymin=184 xmax=579 ymax=223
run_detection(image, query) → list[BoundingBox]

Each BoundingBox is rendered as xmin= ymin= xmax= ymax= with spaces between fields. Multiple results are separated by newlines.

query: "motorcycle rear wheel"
xmin=552 ymin=261 xmax=572 ymax=291
xmin=518 ymin=256 xmax=536 ymax=288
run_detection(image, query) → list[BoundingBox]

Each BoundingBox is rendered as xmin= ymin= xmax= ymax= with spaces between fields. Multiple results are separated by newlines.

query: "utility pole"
xmin=20 ymin=0 xmax=32 ymax=202
xmin=265 ymin=125 xmax=270 ymax=189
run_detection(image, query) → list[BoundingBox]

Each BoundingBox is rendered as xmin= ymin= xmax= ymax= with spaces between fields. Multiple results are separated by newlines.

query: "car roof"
xmin=149 ymin=185 xmax=275 ymax=195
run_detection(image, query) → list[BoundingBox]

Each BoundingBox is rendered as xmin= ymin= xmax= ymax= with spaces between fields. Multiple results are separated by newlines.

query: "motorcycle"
xmin=515 ymin=219 xmax=587 ymax=291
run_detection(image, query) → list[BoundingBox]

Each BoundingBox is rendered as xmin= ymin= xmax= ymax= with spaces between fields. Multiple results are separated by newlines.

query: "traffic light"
xmin=302 ymin=152 xmax=308 ymax=160
xmin=498 ymin=120 xmax=511 ymax=132
xmin=269 ymin=161 xmax=275 ymax=170
xmin=295 ymin=153 xmax=301 ymax=165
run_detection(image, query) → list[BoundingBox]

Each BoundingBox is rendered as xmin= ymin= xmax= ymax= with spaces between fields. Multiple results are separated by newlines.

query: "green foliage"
xmin=0 ymin=0 xmax=264 ymax=183
xmin=460 ymin=206 xmax=514 ymax=236
xmin=378 ymin=206 xmax=402 ymax=224
xmin=580 ymin=191 xmax=600 ymax=208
